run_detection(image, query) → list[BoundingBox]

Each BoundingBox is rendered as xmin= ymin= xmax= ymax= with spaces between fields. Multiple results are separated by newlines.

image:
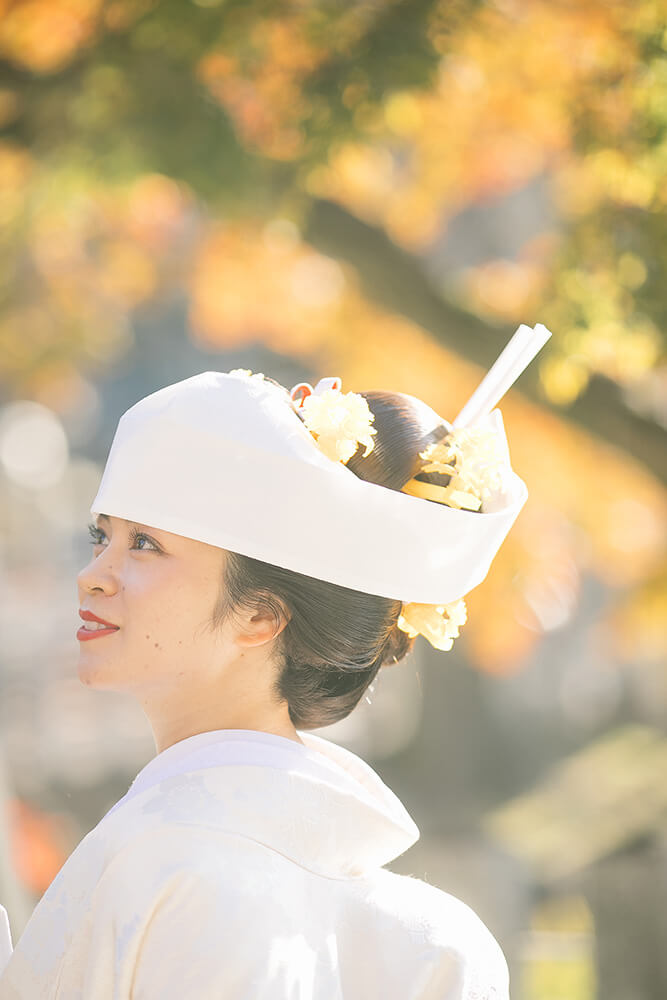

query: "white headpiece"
xmin=91 ymin=325 xmax=550 ymax=642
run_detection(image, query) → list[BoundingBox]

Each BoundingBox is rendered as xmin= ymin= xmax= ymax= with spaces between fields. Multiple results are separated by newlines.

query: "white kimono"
xmin=0 ymin=729 xmax=509 ymax=999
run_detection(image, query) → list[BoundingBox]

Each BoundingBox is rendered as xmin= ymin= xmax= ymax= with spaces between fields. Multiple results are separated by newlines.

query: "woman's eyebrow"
xmin=95 ymin=513 xmax=164 ymax=535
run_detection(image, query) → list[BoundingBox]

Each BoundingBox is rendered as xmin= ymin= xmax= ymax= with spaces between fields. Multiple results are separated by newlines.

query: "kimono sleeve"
xmin=440 ymin=896 xmax=511 ymax=1000
xmin=408 ymin=903 xmax=510 ymax=1000
xmin=426 ymin=894 xmax=510 ymax=1000
xmin=367 ymin=869 xmax=511 ymax=1000
xmin=461 ymin=929 xmax=510 ymax=1000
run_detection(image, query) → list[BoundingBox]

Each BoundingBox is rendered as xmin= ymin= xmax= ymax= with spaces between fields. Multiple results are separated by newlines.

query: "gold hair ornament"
xmin=397 ymin=423 xmax=507 ymax=651
xmin=401 ymin=425 xmax=505 ymax=512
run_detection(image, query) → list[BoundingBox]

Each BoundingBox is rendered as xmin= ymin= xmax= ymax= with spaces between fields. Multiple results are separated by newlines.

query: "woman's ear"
xmin=235 ymin=603 xmax=291 ymax=648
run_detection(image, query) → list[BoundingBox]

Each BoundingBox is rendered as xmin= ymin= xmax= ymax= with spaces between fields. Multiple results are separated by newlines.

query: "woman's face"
xmin=76 ymin=514 xmax=234 ymax=693
xmin=76 ymin=514 xmax=299 ymax=751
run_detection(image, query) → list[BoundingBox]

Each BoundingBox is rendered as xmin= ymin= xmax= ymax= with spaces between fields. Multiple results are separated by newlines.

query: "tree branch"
xmin=304 ymin=198 xmax=667 ymax=486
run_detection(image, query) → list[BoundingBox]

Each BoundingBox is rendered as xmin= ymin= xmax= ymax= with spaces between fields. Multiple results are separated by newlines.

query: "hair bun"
xmin=381 ymin=620 xmax=415 ymax=667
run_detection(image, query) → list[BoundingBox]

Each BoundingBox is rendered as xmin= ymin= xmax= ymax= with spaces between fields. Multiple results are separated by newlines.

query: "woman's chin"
xmin=77 ymin=651 xmax=121 ymax=689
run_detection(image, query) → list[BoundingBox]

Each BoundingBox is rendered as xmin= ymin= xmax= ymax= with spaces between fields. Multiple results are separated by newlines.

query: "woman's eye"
xmin=86 ymin=523 xmax=160 ymax=552
xmin=130 ymin=531 xmax=159 ymax=551
xmin=88 ymin=523 xmax=106 ymax=546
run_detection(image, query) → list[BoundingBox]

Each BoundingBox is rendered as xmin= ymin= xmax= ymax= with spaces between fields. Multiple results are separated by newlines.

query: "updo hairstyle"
xmin=211 ymin=383 xmax=452 ymax=730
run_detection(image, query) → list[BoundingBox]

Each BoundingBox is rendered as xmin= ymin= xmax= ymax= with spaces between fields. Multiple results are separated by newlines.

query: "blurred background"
xmin=0 ymin=0 xmax=666 ymax=996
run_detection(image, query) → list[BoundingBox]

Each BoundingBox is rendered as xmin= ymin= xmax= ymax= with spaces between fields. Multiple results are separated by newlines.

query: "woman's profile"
xmin=0 ymin=330 xmax=548 ymax=998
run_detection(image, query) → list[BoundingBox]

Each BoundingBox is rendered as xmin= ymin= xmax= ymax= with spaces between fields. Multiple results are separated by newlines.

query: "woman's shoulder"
xmin=95 ymin=820 xmax=259 ymax=896
xmin=361 ymin=867 xmax=510 ymax=999
xmin=368 ymin=866 xmax=503 ymax=940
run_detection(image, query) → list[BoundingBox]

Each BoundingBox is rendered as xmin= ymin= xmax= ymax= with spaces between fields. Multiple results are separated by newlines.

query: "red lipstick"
xmin=77 ymin=609 xmax=120 ymax=642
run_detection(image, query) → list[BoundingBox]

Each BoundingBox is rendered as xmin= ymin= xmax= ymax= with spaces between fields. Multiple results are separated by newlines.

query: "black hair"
xmin=212 ymin=385 xmax=451 ymax=730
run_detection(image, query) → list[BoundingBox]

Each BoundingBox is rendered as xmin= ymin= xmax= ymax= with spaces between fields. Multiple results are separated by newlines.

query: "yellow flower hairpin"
xmin=397 ymin=599 xmax=467 ymax=652
xmin=293 ymin=381 xmax=377 ymax=464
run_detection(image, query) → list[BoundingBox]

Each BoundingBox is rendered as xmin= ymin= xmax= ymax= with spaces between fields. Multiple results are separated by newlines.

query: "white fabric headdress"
xmin=91 ymin=325 xmax=550 ymax=607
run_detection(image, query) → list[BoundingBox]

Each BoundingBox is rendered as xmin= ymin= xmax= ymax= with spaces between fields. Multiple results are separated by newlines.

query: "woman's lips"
xmin=78 ymin=609 xmax=119 ymax=640
xmin=77 ymin=625 xmax=120 ymax=641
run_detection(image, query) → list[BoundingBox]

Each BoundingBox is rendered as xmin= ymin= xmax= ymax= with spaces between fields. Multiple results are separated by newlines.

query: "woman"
xmin=0 ymin=363 xmax=533 ymax=999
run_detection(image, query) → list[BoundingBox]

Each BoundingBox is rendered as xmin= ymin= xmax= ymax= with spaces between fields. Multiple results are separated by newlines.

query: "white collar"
xmin=124 ymin=729 xmax=319 ymax=797
xmin=103 ymin=728 xmax=420 ymax=878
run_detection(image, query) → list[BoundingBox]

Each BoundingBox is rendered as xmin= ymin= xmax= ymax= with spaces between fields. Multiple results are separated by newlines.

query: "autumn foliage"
xmin=0 ymin=0 xmax=664 ymax=674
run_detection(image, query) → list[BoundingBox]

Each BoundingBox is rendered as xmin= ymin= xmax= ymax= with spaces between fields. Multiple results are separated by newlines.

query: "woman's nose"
xmin=77 ymin=549 xmax=120 ymax=597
